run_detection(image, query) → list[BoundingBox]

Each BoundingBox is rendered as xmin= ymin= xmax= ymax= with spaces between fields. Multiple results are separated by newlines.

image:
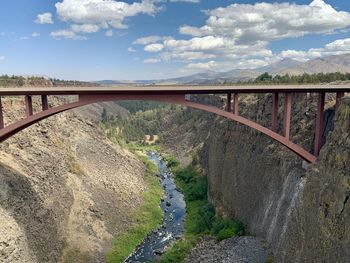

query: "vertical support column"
xmin=335 ymin=92 xmax=345 ymax=110
xmin=272 ymin=93 xmax=279 ymax=132
xmin=25 ymin=95 xmax=33 ymax=117
xmin=233 ymin=93 xmax=239 ymax=115
xmin=41 ymin=95 xmax=49 ymax=111
xmin=314 ymin=92 xmax=325 ymax=157
xmin=226 ymin=93 xmax=232 ymax=112
xmin=0 ymin=97 xmax=4 ymax=129
xmin=283 ymin=93 xmax=293 ymax=140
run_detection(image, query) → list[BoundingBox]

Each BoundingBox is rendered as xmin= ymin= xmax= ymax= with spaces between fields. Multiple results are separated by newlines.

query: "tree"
xmin=101 ymin=108 xmax=108 ymax=122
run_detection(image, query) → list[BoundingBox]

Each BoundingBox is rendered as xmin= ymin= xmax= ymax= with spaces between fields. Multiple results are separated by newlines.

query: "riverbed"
xmin=125 ymin=151 xmax=186 ymax=263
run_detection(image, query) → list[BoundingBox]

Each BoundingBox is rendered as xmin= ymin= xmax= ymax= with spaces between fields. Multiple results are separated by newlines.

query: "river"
xmin=125 ymin=151 xmax=186 ymax=263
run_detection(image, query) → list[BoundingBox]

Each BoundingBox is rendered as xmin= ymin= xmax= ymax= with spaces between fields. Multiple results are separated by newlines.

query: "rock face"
xmin=184 ymin=236 xmax=269 ymax=263
xmin=0 ymin=98 xmax=147 ymax=262
xmin=200 ymin=95 xmax=350 ymax=262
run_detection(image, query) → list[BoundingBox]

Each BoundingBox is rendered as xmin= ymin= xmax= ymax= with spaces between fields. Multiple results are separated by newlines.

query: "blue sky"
xmin=0 ymin=0 xmax=349 ymax=81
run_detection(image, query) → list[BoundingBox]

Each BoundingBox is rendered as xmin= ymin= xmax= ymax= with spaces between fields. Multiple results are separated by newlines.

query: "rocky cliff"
xmin=200 ymin=94 xmax=350 ymax=262
xmin=0 ymin=97 xmax=147 ymax=262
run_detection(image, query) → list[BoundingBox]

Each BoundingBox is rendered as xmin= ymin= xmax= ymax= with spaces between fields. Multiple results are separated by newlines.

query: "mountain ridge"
xmin=96 ymin=53 xmax=350 ymax=85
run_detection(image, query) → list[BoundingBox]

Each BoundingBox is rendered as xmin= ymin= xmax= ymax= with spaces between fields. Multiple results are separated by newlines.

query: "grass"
xmin=67 ymin=152 xmax=85 ymax=176
xmin=154 ymin=164 xmax=245 ymax=263
xmin=106 ymin=152 xmax=164 ymax=263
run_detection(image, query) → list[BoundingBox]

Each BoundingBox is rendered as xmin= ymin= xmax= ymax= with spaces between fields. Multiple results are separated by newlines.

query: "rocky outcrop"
xmin=0 ymin=97 xmax=147 ymax=262
xmin=184 ymin=236 xmax=269 ymax=263
xmin=200 ymin=94 xmax=350 ymax=262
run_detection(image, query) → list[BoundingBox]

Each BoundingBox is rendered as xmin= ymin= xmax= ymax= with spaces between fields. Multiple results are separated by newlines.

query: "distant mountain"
xmin=259 ymin=58 xmax=303 ymax=75
xmin=277 ymin=54 xmax=350 ymax=75
xmin=95 ymin=53 xmax=350 ymax=85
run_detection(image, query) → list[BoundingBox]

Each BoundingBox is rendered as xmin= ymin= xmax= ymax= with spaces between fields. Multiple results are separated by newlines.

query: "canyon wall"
xmin=0 ymin=98 xmax=147 ymax=262
xmin=200 ymin=95 xmax=350 ymax=262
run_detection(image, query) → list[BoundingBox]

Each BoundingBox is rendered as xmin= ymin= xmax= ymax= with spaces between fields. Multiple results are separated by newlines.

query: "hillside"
xmin=0 ymin=97 xmax=148 ymax=262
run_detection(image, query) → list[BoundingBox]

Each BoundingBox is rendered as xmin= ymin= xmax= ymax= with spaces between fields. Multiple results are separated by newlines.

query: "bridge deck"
xmin=0 ymin=84 xmax=349 ymax=96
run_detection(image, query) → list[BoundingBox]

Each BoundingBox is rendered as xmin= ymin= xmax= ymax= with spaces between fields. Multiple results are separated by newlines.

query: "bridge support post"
xmin=335 ymin=92 xmax=345 ymax=110
xmin=233 ymin=93 xmax=239 ymax=115
xmin=25 ymin=95 xmax=33 ymax=117
xmin=272 ymin=93 xmax=279 ymax=132
xmin=226 ymin=93 xmax=231 ymax=112
xmin=0 ymin=97 xmax=4 ymax=129
xmin=41 ymin=95 xmax=49 ymax=111
xmin=283 ymin=93 xmax=293 ymax=140
xmin=314 ymin=92 xmax=325 ymax=157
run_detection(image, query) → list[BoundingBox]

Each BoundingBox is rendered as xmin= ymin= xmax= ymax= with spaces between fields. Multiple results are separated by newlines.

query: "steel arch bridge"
xmin=0 ymin=85 xmax=349 ymax=163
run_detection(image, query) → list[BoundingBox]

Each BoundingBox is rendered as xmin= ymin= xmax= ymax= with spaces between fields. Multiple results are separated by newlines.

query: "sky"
xmin=0 ymin=0 xmax=349 ymax=81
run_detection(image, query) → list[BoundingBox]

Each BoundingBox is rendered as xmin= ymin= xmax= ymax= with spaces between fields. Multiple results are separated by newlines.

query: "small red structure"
xmin=0 ymin=85 xmax=348 ymax=163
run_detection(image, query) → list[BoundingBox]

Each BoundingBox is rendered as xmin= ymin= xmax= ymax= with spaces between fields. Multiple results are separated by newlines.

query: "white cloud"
xmin=55 ymin=0 xmax=159 ymax=29
xmin=71 ymin=24 xmax=100 ymax=33
xmin=134 ymin=0 xmax=350 ymax=75
xmin=0 ymin=56 xmax=5 ymax=61
xmin=105 ymin=30 xmax=114 ymax=37
xmin=180 ymin=0 xmax=350 ymax=44
xmin=127 ymin=47 xmax=136 ymax=52
xmin=35 ymin=12 xmax=53 ymax=24
xmin=19 ymin=36 xmax=30 ymax=40
xmin=133 ymin=35 xmax=169 ymax=45
xmin=186 ymin=61 xmax=218 ymax=70
xmin=144 ymin=43 xmax=164 ymax=52
xmin=144 ymin=58 xmax=161 ymax=63
xmin=170 ymin=0 xmax=200 ymax=3
xmin=51 ymin=29 xmax=87 ymax=40
xmin=32 ymin=32 xmax=40 ymax=37
xmin=277 ymin=38 xmax=350 ymax=61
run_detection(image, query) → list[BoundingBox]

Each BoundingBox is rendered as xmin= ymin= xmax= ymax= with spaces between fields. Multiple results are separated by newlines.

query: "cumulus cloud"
xmin=278 ymin=38 xmax=350 ymax=61
xmin=105 ymin=30 xmax=114 ymax=37
xmin=51 ymin=29 xmax=87 ymax=40
xmin=170 ymin=0 xmax=200 ymax=3
xmin=144 ymin=43 xmax=164 ymax=52
xmin=35 ymin=12 xmax=53 ymax=24
xmin=55 ymin=0 xmax=159 ymax=29
xmin=70 ymin=24 xmax=100 ymax=33
xmin=133 ymin=35 xmax=170 ymax=45
xmin=134 ymin=0 xmax=350 ymax=73
xmin=32 ymin=32 xmax=40 ymax=37
xmin=143 ymin=58 xmax=161 ymax=63
xmin=49 ymin=0 xmax=163 ymax=40
xmin=127 ymin=47 xmax=136 ymax=52
xmin=180 ymin=0 xmax=350 ymax=44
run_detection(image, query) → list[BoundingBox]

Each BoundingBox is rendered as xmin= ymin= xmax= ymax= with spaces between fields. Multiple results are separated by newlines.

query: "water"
xmin=125 ymin=151 xmax=186 ymax=263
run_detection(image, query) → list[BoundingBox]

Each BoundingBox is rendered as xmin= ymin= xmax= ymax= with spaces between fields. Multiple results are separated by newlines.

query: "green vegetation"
xmin=50 ymin=78 xmax=99 ymax=87
xmin=251 ymin=72 xmax=350 ymax=84
xmin=117 ymin=100 xmax=168 ymax=114
xmin=155 ymin=164 xmax=245 ymax=263
xmin=0 ymin=75 xmax=25 ymax=86
xmin=100 ymin=102 xmax=210 ymax=144
xmin=106 ymin=152 xmax=164 ymax=263
xmin=67 ymin=152 xmax=85 ymax=176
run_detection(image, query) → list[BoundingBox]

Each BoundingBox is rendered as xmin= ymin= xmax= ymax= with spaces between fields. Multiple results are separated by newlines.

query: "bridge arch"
xmin=0 ymin=93 xmax=317 ymax=163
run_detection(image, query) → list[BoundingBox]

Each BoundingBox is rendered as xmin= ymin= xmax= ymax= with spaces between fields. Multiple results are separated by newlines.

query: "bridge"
xmin=0 ymin=85 xmax=349 ymax=163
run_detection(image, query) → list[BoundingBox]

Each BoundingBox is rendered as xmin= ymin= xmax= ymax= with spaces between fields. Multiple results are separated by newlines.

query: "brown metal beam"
xmin=0 ymin=97 xmax=4 ymax=129
xmin=233 ymin=93 xmax=239 ymax=115
xmin=283 ymin=93 xmax=293 ymax=140
xmin=25 ymin=95 xmax=33 ymax=117
xmin=41 ymin=95 xmax=49 ymax=111
xmin=272 ymin=93 xmax=279 ymax=132
xmin=314 ymin=92 xmax=325 ymax=157
xmin=226 ymin=93 xmax=232 ymax=112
